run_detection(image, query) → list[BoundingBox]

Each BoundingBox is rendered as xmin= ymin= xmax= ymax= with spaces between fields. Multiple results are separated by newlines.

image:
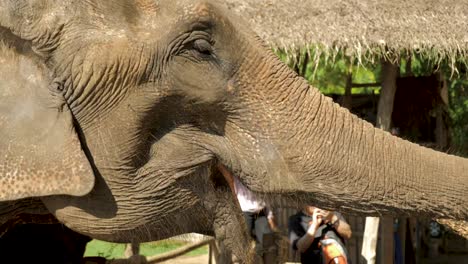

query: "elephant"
xmin=0 ymin=0 xmax=467 ymax=262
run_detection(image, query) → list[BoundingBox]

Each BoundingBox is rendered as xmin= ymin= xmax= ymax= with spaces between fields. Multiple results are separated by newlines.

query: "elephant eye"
xmin=192 ymin=39 xmax=213 ymax=57
xmin=49 ymin=80 xmax=65 ymax=94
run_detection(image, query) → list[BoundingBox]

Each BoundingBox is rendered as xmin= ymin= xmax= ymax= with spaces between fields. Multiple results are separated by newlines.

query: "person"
xmin=288 ymin=205 xmax=352 ymax=264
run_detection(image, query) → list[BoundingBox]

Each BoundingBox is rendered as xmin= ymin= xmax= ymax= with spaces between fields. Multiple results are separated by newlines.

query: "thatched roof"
xmin=437 ymin=219 xmax=468 ymax=240
xmin=224 ymin=0 xmax=468 ymax=63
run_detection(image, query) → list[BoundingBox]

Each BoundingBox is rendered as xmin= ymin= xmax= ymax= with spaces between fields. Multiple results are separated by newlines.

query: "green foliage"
xmin=84 ymin=240 xmax=126 ymax=259
xmin=84 ymin=239 xmax=208 ymax=259
xmin=276 ymin=49 xmax=381 ymax=95
xmin=447 ymin=78 xmax=468 ymax=155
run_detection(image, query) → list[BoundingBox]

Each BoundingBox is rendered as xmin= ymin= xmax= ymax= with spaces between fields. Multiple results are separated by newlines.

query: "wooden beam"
xmin=351 ymin=82 xmax=381 ymax=88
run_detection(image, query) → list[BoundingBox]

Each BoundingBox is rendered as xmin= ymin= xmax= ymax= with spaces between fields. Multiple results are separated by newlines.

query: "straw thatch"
xmin=224 ymin=0 xmax=468 ymax=64
xmin=437 ymin=219 xmax=468 ymax=240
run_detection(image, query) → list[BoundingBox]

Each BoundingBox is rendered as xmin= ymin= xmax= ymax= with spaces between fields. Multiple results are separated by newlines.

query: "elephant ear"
xmin=0 ymin=0 xmax=67 ymax=57
xmin=0 ymin=46 xmax=95 ymax=202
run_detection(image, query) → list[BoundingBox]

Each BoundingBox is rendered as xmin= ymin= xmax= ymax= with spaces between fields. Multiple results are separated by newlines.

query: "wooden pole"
xmin=352 ymin=82 xmax=381 ymax=88
xmin=342 ymin=72 xmax=353 ymax=109
xmin=405 ymin=55 xmax=412 ymax=77
xmin=435 ymin=72 xmax=449 ymax=148
xmin=397 ymin=218 xmax=407 ymax=262
xmin=361 ymin=60 xmax=399 ymax=264
xmin=379 ymin=60 xmax=399 ymax=264
xmin=124 ymin=242 xmax=140 ymax=258
xmin=361 ymin=217 xmax=380 ymax=264
xmin=376 ymin=60 xmax=399 ymax=131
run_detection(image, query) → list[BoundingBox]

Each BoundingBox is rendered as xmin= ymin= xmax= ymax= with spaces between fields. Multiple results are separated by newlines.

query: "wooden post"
xmin=361 ymin=217 xmax=380 ymax=264
xmin=378 ymin=61 xmax=399 ymax=264
xmin=293 ymin=51 xmax=309 ymax=77
xmin=124 ymin=242 xmax=140 ymax=258
xmin=435 ymin=72 xmax=449 ymax=148
xmin=376 ymin=60 xmax=399 ymax=130
xmin=361 ymin=60 xmax=399 ymax=264
xmin=397 ymin=218 xmax=407 ymax=262
xmin=405 ymin=55 xmax=412 ymax=77
xmin=380 ymin=217 xmax=395 ymax=264
xmin=300 ymin=52 xmax=309 ymax=77
xmin=123 ymin=242 xmax=142 ymax=264
xmin=209 ymin=241 xmax=213 ymax=264
xmin=343 ymin=72 xmax=353 ymax=109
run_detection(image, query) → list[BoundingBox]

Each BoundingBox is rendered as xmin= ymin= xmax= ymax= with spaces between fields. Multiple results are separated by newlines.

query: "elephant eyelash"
xmin=193 ymin=39 xmax=213 ymax=56
xmin=178 ymin=31 xmax=215 ymax=59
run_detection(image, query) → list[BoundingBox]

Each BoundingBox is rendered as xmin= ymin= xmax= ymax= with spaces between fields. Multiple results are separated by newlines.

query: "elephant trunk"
xmin=287 ymin=86 xmax=468 ymax=220
xmin=230 ymin=47 xmax=468 ymax=221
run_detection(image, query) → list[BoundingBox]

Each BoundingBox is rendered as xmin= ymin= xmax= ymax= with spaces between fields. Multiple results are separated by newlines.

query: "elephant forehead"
xmin=135 ymin=0 xmax=159 ymax=13
xmin=66 ymin=1 xmax=227 ymax=45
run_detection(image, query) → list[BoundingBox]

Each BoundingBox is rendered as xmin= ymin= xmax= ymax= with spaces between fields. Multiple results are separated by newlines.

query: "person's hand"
xmin=306 ymin=208 xmax=323 ymax=235
xmin=270 ymin=225 xmax=280 ymax=233
xmin=318 ymin=209 xmax=335 ymax=224
xmin=268 ymin=218 xmax=280 ymax=233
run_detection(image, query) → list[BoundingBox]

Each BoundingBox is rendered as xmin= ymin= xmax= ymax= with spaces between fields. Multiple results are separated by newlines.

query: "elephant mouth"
xmin=214 ymin=163 xmax=246 ymax=203
xmin=210 ymin=162 xmax=236 ymax=194
xmin=217 ymin=163 xmax=235 ymax=191
xmin=214 ymin=163 xmax=265 ymax=200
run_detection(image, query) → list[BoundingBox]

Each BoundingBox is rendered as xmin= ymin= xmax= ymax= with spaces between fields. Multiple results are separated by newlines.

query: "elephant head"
xmin=1 ymin=0 xmax=467 ymax=260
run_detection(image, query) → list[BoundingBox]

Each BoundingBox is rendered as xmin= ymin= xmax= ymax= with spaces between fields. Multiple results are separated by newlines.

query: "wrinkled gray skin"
xmin=0 ymin=0 xmax=467 ymax=261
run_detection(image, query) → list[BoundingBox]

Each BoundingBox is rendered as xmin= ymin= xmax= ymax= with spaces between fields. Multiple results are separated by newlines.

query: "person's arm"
xmin=295 ymin=209 xmax=322 ymax=253
xmin=330 ymin=212 xmax=352 ymax=240
xmin=266 ymin=209 xmax=279 ymax=232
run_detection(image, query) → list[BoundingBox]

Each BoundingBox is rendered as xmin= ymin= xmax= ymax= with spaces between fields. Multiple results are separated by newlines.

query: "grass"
xmin=84 ymin=239 xmax=209 ymax=259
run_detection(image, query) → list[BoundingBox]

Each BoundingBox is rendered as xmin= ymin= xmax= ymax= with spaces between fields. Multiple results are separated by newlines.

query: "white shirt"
xmin=233 ymin=176 xmax=273 ymax=219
